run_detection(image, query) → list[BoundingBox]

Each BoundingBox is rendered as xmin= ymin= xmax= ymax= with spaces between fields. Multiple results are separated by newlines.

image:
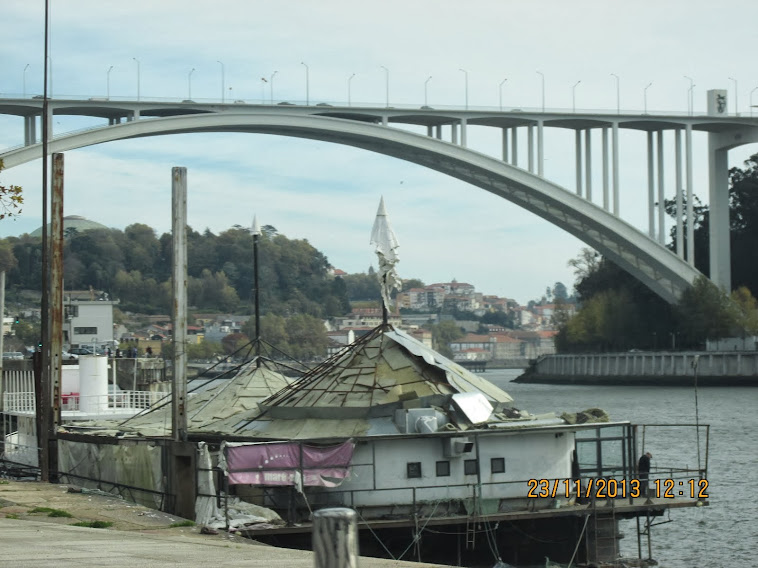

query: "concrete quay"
xmin=0 ymin=480 xmax=451 ymax=568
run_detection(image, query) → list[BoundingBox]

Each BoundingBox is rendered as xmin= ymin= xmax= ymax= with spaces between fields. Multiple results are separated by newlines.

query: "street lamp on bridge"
xmin=572 ymin=80 xmax=581 ymax=113
xmin=107 ymin=65 xmax=114 ymax=100
xmin=729 ymin=77 xmax=738 ymax=115
xmin=23 ymin=64 xmax=30 ymax=98
xmin=684 ymin=76 xmax=694 ymax=115
xmin=348 ymin=73 xmax=355 ymax=107
xmin=499 ymin=78 xmax=507 ymax=111
xmin=269 ymin=71 xmax=277 ymax=104
xmin=611 ymin=73 xmax=620 ymax=114
xmin=424 ymin=76 xmax=432 ymax=107
xmin=536 ymin=71 xmax=545 ymax=112
xmin=301 ymin=62 xmax=309 ymax=105
xmin=188 ymin=68 xmax=195 ymax=100
xmin=643 ymin=82 xmax=653 ymax=114
xmin=133 ymin=58 xmax=140 ymax=101
xmin=217 ymin=61 xmax=225 ymax=103
xmin=380 ymin=66 xmax=389 ymax=108
xmin=459 ymin=68 xmax=468 ymax=110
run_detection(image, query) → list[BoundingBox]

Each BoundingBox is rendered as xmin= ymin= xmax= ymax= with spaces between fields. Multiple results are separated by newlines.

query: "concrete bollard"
xmin=312 ymin=507 xmax=359 ymax=568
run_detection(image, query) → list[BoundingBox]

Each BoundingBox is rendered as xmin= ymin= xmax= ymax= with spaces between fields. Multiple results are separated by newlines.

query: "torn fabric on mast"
xmin=369 ymin=197 xmax=401 ymax=313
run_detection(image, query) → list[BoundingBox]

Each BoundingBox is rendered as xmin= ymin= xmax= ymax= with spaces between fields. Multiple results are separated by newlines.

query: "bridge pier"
xmin=685 ymin=124 xmax=695 ymax=265
xmin=585 ymin=129 xmax=592 ymax=201
xmin=708 ymin=133 xmax=731 ymax=291
xmin=511 ymin=128 xmax=518 ymax=166
xmin=675 ymin=129 xmax=684 ymax=258
xmin=657 ymin=130 xmax=665 ymax=244
xmin=575 ymin=130 xmax=583 ymax=196
xmin=602 ymin=126 xmax=609 ymax=210
xmin=502 ymin=128 xmax=508 ymax=163
xmin=528 ymin=125 xmax=535 ymax=173
xmin=612 ymin=122 xmax=619 ymax=216
xmin=24 ymin=116 xmax=36 ymax=146
xmin=460 ymin=118 xmax=467 ymax=147
xmin=537 ymin=120 xmax=544 ymax=176
xmin=647 ymin=131 xmax=655 ymax=238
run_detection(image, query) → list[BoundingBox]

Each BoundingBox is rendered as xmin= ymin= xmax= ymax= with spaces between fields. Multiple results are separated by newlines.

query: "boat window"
xmin=491 ymin=457 xmax=505 ymax=474
xmin=436 ymin=461 xmax=451 ymax=477
xmin=407 ymin=462 xmax=422 ymax=478
xmin=464 ymin=459 xmax=478 ymax=475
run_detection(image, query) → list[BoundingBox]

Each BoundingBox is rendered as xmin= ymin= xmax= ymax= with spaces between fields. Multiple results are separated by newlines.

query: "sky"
xmin=1 ymin=0 xmax=758 ymax=304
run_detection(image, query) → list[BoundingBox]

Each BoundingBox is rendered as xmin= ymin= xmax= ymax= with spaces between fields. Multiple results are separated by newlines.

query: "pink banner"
xmin=226 ymin=441 xmax=354 ymax=487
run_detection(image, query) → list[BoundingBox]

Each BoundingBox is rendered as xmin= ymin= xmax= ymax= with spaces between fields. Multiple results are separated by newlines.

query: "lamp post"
xmin=188 ymin=68 xmax=195 ymax=100
xmin=301 ymin=61 xmax=309 ymax=105
xmin=729 ymin=76 xmax=738 ymax=115
xmin=424 ymin=75 xmax=432 ymax=107
xmin=684 ymin=76 xmax=693 ymax=115
xmin=348 ymin=73 xmax=355 ymax=106
xmin=572 ymin=80 xmax=581 ymax=113
xmin=611 ymin=73 xmax=620 ymax=114
xmin=459 ymin=68 xmax=468 ymax=110
xmin=107 ymin=65 xmax=114 ymax=99
xmin=751 ymin=86 xmax=758 ymax=117
xmin=380 ymin=65 xmax=389 ymax=108
xmin=133 ymin=58 xmax=140 ymax=101
xmin=217 ymin=61 xmax=225 ymax=103
xmin=499 ymin=78 xmax=507 ymax=111
xmin=644 ymin=82 xmax=652 ymax=114
xmin=23 ymin=63 xmax=30 ymax=98
xmin=269 ymin=71 xmax=277 ymax=104
xmin=537 ymin=71 xmax=545 ymax=112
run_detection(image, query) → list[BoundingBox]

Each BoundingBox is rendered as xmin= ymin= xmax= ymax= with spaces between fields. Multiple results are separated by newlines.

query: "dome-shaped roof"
xmin=30 ymin=215 xmax=110 ymax=237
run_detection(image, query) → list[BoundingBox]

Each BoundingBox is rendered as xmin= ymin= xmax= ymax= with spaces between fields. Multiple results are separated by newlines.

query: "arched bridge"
xmin=0 ymin=111 xmax=703 ymax=303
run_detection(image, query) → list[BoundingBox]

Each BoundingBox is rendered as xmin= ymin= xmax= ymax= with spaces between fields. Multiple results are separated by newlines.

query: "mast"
xmin=252 ymin=216 xmax=261 ymax=366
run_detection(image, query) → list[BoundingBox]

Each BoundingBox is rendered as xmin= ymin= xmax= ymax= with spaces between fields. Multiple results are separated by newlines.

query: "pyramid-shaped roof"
xmin=252 ymin=325 xmax=512 ymax=422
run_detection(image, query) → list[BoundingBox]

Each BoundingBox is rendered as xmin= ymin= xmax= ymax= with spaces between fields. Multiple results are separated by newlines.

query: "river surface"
xmin=483 ymin=369 xmax=756 ymax=568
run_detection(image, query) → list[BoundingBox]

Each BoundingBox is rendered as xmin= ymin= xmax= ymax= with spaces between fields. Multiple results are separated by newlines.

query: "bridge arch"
xmin=0 ymin=113 xmax=701 ymax=303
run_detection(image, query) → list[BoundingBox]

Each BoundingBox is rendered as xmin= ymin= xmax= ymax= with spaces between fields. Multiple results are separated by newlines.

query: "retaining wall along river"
xmin=515 ymin=351 xmax=758 ymax=385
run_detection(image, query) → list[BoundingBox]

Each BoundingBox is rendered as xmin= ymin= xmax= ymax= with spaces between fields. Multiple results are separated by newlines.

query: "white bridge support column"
xmin=708 ymin=133 xmax=731 ymax=291
xmin=602 ymin=126 xmax=610 ymax=210
xmin=675 ymin=129 xmax=684 ymax=258
xmin=451 ymin=122 xmax=458 ymax=145
xmin=24 ymin=116 xmax=36 ymax=146
xmin=426 ymin=125 xmax=433 ymax=137
xmin=657 ymin=130 xmax=665 ymax=244
xmin=585 ymin=129 xmax=593 ymax=202
xmin=685 ymin=124 xmax=695 ymax=265
xmin=537 ymin=120 xmax=544 ymax=176
xmin=511 ymin=128 xmax=518 ymax=166
xmin=527 ymin=125 xmax=535 ymax=173
xmin=502 ymin=128 xmax=509 ymax=163
xmin=434 ymin=125 xmax=442 ymax=140
xmin=460 ymin=118 xmax=467 ymax=148
xmin=575 ymin=130 xmax=583 ymax=196
xmin=612 ymin=122 xmax=620 ymax=216
xmin=647 ymin=131 xmax=655 ymax=238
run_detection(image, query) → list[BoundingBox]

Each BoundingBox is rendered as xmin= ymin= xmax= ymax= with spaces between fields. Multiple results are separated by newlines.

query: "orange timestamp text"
xmin=527 ymin=478 xmax=709 ymax=499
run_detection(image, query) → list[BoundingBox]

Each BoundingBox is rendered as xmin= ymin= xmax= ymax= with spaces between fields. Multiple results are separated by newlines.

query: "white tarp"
xmin=369 ymin=197 xmax=402 ymax=312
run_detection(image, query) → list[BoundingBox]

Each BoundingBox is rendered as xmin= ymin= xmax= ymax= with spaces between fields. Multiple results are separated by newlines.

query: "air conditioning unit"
xmin=442 ymin=437 xmax=474 ymax=457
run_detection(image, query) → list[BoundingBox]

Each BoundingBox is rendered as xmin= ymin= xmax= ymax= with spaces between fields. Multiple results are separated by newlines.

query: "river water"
xmin=484 ymin=369 xmax=757 ymax=568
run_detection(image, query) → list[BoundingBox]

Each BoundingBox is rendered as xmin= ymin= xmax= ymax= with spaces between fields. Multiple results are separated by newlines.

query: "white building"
xmin=64 ymin=298 xmax=117 ymax=348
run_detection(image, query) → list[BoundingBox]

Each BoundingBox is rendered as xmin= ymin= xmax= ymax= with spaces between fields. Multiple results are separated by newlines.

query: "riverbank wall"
xmin=514 ymin=351 xmax=758 ymax=385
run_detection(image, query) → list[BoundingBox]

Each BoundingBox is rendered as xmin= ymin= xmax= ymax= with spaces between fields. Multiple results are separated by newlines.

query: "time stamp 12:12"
xmin=527 ymin=478 xmax=709 ymax=499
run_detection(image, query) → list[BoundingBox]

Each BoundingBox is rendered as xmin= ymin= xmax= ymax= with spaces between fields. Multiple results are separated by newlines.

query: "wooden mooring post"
xmin=312 ymin=507 xmax=358 ymax=568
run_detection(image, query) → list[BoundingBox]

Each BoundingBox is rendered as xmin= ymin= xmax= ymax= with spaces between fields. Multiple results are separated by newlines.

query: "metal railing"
xmin=3 ymin=390 xmax=166 ymax=414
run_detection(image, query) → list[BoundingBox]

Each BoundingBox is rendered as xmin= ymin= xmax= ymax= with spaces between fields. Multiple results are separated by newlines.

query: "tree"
xmin=567 ymin=248 xmax=600 ymax=284
xmin=0 ymin=159 xmax=23 ymax=220
xmin=553 ymin=281 xmax=568 ymax=301
xmin=430 ymin=320 xmax=464 ymax=358
xmin=0 ymin=240 xmax=18 ymax=272
xmin=675 ymin=276 xmax=739 ymax=347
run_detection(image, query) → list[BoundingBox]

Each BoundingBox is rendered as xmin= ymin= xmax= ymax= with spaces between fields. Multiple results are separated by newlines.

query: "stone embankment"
xmin=515 ymin=351 xmax=758 ymax=385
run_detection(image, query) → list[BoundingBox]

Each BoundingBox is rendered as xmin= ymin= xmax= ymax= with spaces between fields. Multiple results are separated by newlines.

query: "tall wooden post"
xmin=48 ymin=153 xmax=64 ymax=476
xmin=171 ymin=167 xmax=188 ymax=442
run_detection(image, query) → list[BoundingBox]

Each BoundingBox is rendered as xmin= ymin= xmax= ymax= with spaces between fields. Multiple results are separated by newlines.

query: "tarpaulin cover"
xmin=225 ymin=441 xmax=354 ymax=487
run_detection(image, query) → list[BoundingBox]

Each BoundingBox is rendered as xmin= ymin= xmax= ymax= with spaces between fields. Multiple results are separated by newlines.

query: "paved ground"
xmin=0 ymin=480 xmax=452 ymax=567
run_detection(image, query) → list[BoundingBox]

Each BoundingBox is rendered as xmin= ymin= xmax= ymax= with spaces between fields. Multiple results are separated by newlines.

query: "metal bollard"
xmin=312 ymin=507 xmax=359 ymax=568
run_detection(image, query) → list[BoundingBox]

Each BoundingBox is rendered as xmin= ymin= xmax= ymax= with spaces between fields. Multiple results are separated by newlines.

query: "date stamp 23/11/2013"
xmin=527 ymin=478 xmax=709 ymax=500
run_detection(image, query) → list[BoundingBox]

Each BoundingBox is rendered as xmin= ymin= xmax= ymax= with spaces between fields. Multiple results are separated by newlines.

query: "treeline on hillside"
xmin=3 ymin=224 xmax=356 ymax=316
xmin=556 ymin=153 xmax=758 ymax=353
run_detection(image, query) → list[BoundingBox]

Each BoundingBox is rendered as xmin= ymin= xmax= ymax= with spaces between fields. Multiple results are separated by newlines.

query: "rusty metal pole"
xmin=50 ymin=154 xmax=64 ymax=458
xmin=171 ymin=167 xmax=188 ymax=442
